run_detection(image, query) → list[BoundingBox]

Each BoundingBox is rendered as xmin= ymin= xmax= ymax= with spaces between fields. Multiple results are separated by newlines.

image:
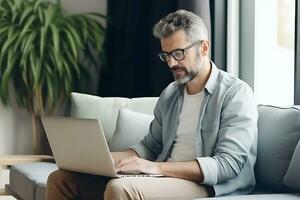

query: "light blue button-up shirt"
xmin=131 ymin=62 xmax=258 ymax=196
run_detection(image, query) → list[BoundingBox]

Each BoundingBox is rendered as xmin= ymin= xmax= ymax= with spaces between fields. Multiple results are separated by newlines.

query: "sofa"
xmin=4 ymin=92 xmax=300 ymax=200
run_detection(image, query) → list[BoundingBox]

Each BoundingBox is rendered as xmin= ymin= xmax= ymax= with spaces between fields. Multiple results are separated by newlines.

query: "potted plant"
xmin=0 ymin=0 xmax=106 ymax=153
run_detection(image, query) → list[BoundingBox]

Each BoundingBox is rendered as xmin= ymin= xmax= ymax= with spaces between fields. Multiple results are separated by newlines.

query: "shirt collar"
xmin=204 ymin=61 xmax=219 ymax=95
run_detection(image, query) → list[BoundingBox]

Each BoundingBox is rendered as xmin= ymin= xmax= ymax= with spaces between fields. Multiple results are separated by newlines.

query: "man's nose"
xmin=167 ymin=56 xmax=179 ymax=68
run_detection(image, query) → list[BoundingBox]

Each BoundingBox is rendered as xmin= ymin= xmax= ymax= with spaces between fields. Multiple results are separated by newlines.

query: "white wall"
xmin=0 ymin=0 xmax=107 ymax=155
xmin=0 ymin=103 xmax=33 ymax=154
xmin=61 ymin=0 xmax=106 ymax=16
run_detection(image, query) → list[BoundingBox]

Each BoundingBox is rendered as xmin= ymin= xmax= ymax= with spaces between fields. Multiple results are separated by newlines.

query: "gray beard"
xmin=174 ymin=70 xmax=198 ymax=84
xmin=174 ymin=53 xmax=201 ymax=84
xmin=174 ymin=74 xmax=193 ymax=84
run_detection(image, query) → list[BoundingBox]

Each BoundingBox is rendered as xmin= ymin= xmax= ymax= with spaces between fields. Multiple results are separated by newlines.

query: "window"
xmin=254 ymin=0 xmax=295 ymax=106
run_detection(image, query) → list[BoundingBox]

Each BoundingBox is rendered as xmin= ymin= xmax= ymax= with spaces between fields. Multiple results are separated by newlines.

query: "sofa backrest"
xmin=255 ymin=105 xmax=300 ymax=192
xmin=70 ymin=92 xmax=158 ymax=142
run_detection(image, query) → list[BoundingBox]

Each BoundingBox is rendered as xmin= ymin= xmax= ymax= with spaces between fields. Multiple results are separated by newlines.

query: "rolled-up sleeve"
xmin=197 ymin=83 xmax=258 ymax=185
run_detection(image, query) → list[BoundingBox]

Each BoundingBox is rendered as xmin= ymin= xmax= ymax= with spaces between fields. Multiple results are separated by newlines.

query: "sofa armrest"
xmin=0 ymin=155 xmax=54 ymax=166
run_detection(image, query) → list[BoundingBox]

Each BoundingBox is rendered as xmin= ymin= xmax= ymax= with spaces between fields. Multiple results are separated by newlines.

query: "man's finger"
xmin=115 ymin=156 xmax=138 ymax=168
xmin=116 ymin=162 xmax=140 ymax=173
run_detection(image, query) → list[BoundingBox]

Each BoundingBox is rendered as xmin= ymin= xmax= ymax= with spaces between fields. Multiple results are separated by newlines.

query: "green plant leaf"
xmin=0 ymin=48 xmax=14 ymax=105
xmin=45 ymin=62 xmax=53 ymax=75
xmin=50 ymin=24 xmax=59 ymax=55
xmin=86 ymin=20 xmax=104 ymax=51
xmin=6 ymin=0 xmax=14 ymax=15
xmin=61 ymin=56 xmax=72 ymax=80
xmin=39 ymin=26 xmax=47 ymax=59
xmin=63 ymin=27 xmax=78 ymax=59
xmin=76 ymin=12 xmax=107 ymax=21
xmin=13 ymin=30 xmax=25 ymax=53
xmin=23 ymin=32 xmax=36 ymax=53
xmin=85 ymin=13 xmax=106 ymax=32
xmin=19 ymin=6 xmax=34 ymax=25
xmin=76 ymin=16 xmax=88 ymax=42
xmin=64 ymin=49 xmax=79 ymax=76
xmin=29 ymin=51 xmax=38 ymax=84
xmin=19 ymin=15 xmax=35 ymax=37
xmin=54 ymin=53 xmax=63 ymax=78
xmin=37 ymin=4 xmax=44 ymax=23
xmin=0 ymin=24 xmax=9 ymax=35
xmin=33 ymin=0 xmax=43 ymax=12
xmin=0 ymin=27 xmax=19 ymax=70
xmin=64 ymin=20 xmax=83 ymax=49
xmin=21 ymin=31 xmax=36 ymax=62
xmin=43 ymin=3 xmax=56 ymax=28
xmin=49 ymin=48 xmax=63 ymax=78
xmin=21 ymin=68 xmax=29 ymax=89
xmin=0 ymin=5 xmax=6 ymax=14
xmin=19 ymin=34 xmax=31 ymax=68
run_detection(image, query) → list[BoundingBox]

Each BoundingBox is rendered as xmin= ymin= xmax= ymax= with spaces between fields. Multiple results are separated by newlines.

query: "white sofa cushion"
xmin=70 ymin=92 xmax=158 ymax=142
xmin=109 ymin=108 xmax=153 ymax=151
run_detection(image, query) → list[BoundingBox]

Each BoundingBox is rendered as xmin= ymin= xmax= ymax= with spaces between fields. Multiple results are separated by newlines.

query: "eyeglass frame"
xmin=158 ymin=40 xmax=203 ymax=62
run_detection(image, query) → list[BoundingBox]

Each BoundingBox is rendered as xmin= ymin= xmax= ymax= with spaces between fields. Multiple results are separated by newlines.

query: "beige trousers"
xmin=47 ymin=169 xmax=213 ymax=200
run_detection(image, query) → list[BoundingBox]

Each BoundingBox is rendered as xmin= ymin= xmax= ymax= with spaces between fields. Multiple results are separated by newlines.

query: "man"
xmin=47 ymin=10 xmax=258 ymax=200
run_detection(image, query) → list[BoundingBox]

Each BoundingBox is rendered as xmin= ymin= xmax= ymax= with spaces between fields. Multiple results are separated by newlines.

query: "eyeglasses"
xmin=158 ymin=40 xmax=203 ymax=62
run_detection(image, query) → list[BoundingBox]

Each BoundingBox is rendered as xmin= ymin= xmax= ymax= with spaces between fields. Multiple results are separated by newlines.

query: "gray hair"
xmin=153 ymin=10 xmax=208 ymax=43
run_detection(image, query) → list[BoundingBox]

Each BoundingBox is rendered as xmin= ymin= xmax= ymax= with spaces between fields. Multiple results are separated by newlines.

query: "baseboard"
xmin=0 ymin=188 xmax=8 ymax=195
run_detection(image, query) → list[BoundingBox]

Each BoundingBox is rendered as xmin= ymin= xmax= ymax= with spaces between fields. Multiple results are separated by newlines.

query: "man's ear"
xmin=201 ymin=40 xmax=210 ymax=56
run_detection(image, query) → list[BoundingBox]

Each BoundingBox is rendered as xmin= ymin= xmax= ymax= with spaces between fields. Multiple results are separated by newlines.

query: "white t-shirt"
xmin=168 ymin=87 xmax=204 ymax=161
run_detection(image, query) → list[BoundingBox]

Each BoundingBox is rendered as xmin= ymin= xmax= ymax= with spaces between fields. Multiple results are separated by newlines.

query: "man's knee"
xmin=48 ymin=170 xmax=62 ymax=186
xmin=47 ymin=169 xmax=74 ymax=189
xmin=47 ymin=169 xmax=82 ymax=200
xmin=104 ymin=178 xmax=137 ymax=200
xmin=47 ymin=169 xmax=73 ymax=187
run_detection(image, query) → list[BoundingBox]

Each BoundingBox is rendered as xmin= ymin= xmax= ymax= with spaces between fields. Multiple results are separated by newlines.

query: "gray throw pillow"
xmin=108 ymin=108 xmax=153 ymax=152
xmin=284 ymin=140 xmax=300 ymax=191
xmin=255 ymin=105 xmax=300 ymax=191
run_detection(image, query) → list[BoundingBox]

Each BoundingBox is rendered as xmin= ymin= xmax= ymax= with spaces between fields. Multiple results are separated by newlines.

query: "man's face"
xmin=160 ymin=30 xmax=202 ymax=84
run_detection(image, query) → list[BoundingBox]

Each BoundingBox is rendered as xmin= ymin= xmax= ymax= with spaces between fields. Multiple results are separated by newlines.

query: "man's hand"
xmin=111 ymin=149 xmax=139 ymax=165
xmin=115 ymin=156 xmax=161 ymax=174
xmin=111 ymin=149 xmax=203 ymax=182
xmin=115 ymin=158 xmax=204 ymax=182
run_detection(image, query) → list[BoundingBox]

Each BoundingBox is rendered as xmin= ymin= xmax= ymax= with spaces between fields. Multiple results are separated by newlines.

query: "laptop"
xmin=41 ymin=116 xmax=163 ymax=178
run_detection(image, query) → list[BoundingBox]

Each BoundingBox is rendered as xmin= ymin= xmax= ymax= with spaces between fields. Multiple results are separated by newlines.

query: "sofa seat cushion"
xmin=9 ymin=162 xmax=58 ymax=200
xmin=199 ymin=193 xmax=300 ymax=200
